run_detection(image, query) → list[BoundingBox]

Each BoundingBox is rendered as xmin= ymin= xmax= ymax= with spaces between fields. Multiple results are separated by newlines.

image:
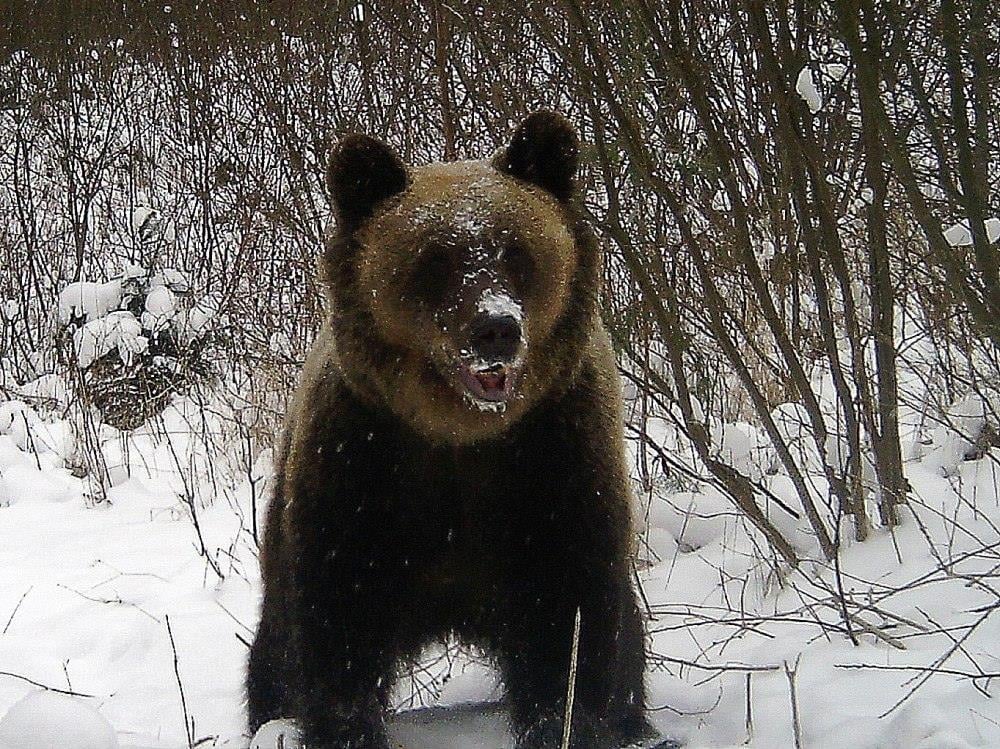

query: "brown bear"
xmin=246 ymin=112 xmax=655 ymax=749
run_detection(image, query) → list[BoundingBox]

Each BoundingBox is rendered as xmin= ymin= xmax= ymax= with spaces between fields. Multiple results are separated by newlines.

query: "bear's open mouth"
xmin=458 ymin=361 xmax=517 ymax=403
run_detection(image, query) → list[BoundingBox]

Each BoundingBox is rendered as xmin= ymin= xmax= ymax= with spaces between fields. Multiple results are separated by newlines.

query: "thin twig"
xmin=649 ymin=653 xmax=780 ymax=673
xmin=2 ymin=586 xmax=33 ymax=635
xmin=784 ymin=656 xmax=803 ymax=749
xmin=835 ymin=662 xmax=1000 ymax=683
xmin=744 ymin=672 xmax=753 ymax=745
xmin=165 ymin=615 xmax=195 ymax=749
xmin=561 ymin=607 xmax=582 ymax=749
xmin=0 ymin=670 xmax=94 ymax=698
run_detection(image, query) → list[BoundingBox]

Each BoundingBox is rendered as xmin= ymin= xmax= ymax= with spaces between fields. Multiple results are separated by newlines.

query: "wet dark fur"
xmin=247 ymin=112 xmax=653 ymax=748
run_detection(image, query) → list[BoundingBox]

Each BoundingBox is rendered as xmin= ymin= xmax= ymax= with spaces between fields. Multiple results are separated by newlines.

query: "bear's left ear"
xmin=493 ymin=111 xmax=580 ymax=202
xmin=327 ymin=134 xmax=409 ymax=231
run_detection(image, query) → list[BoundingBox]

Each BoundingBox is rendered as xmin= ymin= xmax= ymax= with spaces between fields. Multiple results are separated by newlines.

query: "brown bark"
xmin=430 ymin=0 xmax=458 ymax=160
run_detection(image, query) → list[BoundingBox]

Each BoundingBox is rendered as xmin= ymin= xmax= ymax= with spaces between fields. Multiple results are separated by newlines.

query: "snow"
xmin=943 ymin=217 xmax=1000 ymax=247
xmin=175 ymin=295 xmax=218 ymax=345
xmin=249 ymin=720 xmax=299 ymax=749
xmin=476 ymin=290 xmax=523 ymax=324
xmin=123 ymin=264 xmax=146 ymax=282
xmin=820 ymin=62 xmax=848 ymax=82
xmin=923 ymin=392 xmax=995 ymax=476
xmin=0 ymin=691 xmax=118 ymax=749
xmin=55 ymin=269 xmax=214 ymax=377
xmin=58 ymin=281 xmax=124 ymax=324
xmin=72 ymin=311 xmax=148 ymax=369
xmin=710 ymin=421 xmax=770 ymax=481
xmin=0 ymin=463 xmax=74 ymax=505
xmin=710 ymin=189 xmax=731 ymax=211
xmin=142 ymin=286 xmax=177 ymax=332
xmin=130 ymin=207 xmax=156 ymax=235
xmin=130 ymin=208 xmax=176 ymax=245
xmin=0 ymin=366 xmax=997 ymax=748
xmin=645 ymin=487 xmax=731 ymax=552
xmin=152 ymin=269 xmax=190 ymax=294
xmin=796 ymin=66 xmax=823 ymax=114
xmin=14 ymin=375 xmax=69 ymax=406
xmin=0 ymin=402 xmax=40 ymax=450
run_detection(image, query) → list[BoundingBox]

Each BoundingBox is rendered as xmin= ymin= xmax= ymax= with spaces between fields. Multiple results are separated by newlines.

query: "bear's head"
xmin=323 ymin=111 xmax=601 ymax=444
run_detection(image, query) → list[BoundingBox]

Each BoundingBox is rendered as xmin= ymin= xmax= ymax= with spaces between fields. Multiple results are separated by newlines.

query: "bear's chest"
xmin=390 ymin=447 xmax=513 ymax=602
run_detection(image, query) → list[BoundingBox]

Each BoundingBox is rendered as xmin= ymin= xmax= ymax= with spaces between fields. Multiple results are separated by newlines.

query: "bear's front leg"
xmin=285 ymin=502 xmax=401 ymax=749
xmin=290 ymin=578 xmax=396 ymax=749
xmin=498 ymin=572 xmax=634 ymax=749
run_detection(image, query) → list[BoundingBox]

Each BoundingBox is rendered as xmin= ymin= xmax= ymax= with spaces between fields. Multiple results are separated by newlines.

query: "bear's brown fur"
xmin=247 ymin=112 xmax=654 ymax=748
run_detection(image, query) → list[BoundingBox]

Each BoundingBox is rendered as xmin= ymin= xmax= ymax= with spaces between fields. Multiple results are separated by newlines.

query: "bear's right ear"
xmin=493 ymin=111 xmax=580 ymax=202
xmin=326 ymin=134 xmax=409 ymax=231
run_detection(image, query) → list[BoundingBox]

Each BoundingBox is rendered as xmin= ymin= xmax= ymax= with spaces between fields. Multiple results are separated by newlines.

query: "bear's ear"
xmin=327 ymin=134 xmax=409 ymax=231
xmin=493 ymin=111 xmax=580 ymax=202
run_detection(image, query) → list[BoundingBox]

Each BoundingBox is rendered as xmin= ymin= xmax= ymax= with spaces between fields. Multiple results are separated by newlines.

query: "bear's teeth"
xmin=462 ymin=390 xmax=507 ymax=413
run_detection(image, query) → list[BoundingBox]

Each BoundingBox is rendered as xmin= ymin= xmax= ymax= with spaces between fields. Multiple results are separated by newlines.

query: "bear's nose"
xmin=468 ymin=313 xmax=522 ymax=361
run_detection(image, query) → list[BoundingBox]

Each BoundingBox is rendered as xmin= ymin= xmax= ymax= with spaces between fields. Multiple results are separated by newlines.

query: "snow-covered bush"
xmin=56 ymin=264 xmax=223 ymax=430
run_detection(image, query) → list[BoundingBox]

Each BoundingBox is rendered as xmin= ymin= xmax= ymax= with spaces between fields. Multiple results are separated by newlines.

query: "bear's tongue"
xmin=474 ymin=369 xmax=505 ymax=394
xmin=459 ymin=362 xmax=514 ymax=403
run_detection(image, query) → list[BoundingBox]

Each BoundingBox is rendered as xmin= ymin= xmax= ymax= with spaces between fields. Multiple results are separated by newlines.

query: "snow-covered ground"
xmin=0 ymin=380 xmax=998 ymax=748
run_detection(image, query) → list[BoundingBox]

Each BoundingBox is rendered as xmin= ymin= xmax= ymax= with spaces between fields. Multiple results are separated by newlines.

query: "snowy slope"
xmin=0 ymin=385 xmax=998 ymax=748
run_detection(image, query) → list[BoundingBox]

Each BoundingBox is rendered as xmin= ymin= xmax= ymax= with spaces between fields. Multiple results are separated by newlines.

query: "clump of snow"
xmin=152 ymin=267 xmax=190 ymax=294
xmin=58 ymin=280 xmax=123 ymax=324
xmin=141 ymin=285 xmax=177 ymax=332
xmin=942 ymin=217 xmax=1000 ymax=247
xmin=0 ymin=691 xmax=118 ymax=749
xmin=710 ymin=421 xmax=769 ymax=481
xmin=72 ymin=311 xmax=148 ymax=369
xmin=0 ymin=435 xmax=24 ymax=470
xmin=710 ymin=189 xmax=730 ymax=211
xmin=924 ymin=392 xmax=994 ymax=475
xmin=251 ymin=719 xmax=301 ymax=749
xmin=174 ymin=293 xmax=219 ymax=345
xmin=1 ymin=464 xmax=75 ymax=504
xmin=0 ymin=401 xmax=38 ymax=440
xmin=476 ymin=291 xmax=522 ymax=323
xmin=131 ymin=206 xmax=176 ymax=245
xmin=122 ymin=263 xmax=146 ymax=282
xmin=820 ymin=62 xmax=848 ymax=81
xmin=131 ymin=206 xmax=156 ymax=234
xmin=646 ymin=488 xmax=732 ymax=551
xmin=796 ymin=66 xmax=823 ymax=113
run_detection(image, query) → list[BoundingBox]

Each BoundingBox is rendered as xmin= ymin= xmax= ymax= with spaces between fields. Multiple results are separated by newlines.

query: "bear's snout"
xmin=467 ymin=312 xmax=522 ymax=362
xmin=456 ymin=311 xmax=524 ymax=405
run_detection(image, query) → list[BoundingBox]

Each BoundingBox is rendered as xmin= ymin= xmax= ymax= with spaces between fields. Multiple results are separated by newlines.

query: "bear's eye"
xmin=502 ymin=244 xmax=535 ymax=294
xmin=409 ymin=245 xmax=454 ymax=306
